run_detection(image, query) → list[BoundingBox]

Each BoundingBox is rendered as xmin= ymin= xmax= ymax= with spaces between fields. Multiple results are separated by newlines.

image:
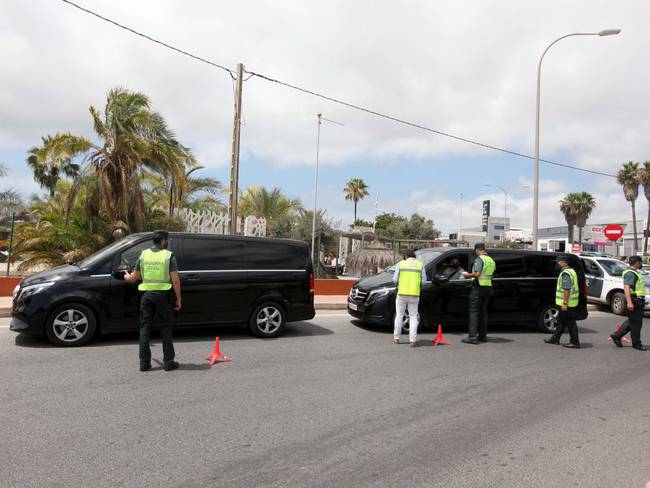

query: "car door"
xmin=176 ymin=236 xmax=248 ymax=325
xmin=490 ymin=252 xmax=527 ymax=322
xmin=421 ymin=251 xmax=471 ymax=325
xmin=581 ymin=258 xmax=604 ymax=301
xmin=108 ymin=237 xmax=179 ymax=331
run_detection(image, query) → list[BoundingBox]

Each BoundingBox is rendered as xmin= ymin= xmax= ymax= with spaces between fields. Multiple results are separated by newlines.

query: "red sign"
xmin=571 ymin=244 xmax=581 ymax=253
xmin=603 ymin=224 xmax=624 ymax=241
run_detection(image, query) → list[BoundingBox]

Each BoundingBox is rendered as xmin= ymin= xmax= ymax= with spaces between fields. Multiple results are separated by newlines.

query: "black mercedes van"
xmin=10 ymin=233 xmax=315 ymax=346
xmin=347 ymin=248 xmax=588 ymax=333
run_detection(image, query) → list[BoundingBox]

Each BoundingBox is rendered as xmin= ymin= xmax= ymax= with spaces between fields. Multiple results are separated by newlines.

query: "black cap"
xmin=555 ymin=254 xmax=571 ymax=263
xmin=152 ymin=230 xmax=169 ymax=242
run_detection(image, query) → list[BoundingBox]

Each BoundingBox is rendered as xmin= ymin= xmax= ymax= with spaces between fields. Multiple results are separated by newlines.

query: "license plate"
xmin=348 ymin=302 xmax=358 ymax=311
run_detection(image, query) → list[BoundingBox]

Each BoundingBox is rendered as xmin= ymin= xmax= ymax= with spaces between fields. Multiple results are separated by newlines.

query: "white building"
xmin=537 ymin=220 xmax=645 ymax=256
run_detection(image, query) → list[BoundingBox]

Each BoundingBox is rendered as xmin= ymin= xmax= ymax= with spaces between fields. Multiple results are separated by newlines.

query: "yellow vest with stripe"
xmin=397 ymin=258 xmax=424 ymax=297
xmin=138 ymin=248 xmax=173 ymax=292
xmin=555 ymin=267 xmax=579 ymax=307
xmin=622 ymin=269 xmax=645 ymax=297
xmin=476 ymin=254 xmax=496 ymax=287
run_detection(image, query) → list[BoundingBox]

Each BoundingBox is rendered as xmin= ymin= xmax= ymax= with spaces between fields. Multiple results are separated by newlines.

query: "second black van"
xmin=10 ymin=233 xmax=315 ymax=346
xmin=347 ymin=248 xmax=588 ymax=333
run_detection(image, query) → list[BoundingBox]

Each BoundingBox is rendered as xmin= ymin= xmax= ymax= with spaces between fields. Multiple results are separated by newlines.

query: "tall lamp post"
xmin=311 ymin=113 xmax=343 ymax=273
xmin=532 ymin=29 xmax=621 ymax=250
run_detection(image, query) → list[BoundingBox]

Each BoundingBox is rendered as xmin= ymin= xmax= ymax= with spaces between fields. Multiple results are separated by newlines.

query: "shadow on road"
xmin=12 ymin=320 xmax=334 ymax=349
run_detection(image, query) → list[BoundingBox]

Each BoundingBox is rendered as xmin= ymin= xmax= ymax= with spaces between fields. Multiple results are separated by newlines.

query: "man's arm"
xmin=421 ymin=265 xmax=428 ymax=283
xmin=171 ymin=271 xmax=182 ymax=311
xmin=124 ymin=270 xmax=141 ymax=282
xmin=392 ymin=264 xmax=400 ymax=285
xmin=464 ymin=259 xmax=481 ymax=279
xmin=624 ymin=283 xmax=634 ymax=311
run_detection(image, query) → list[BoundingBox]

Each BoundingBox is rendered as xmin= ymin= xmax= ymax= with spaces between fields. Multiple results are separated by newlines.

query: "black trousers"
xmin=550 ymin=307 xmax=580 ymax=345
xmin=469 ymin=285 xmax=491 ymax=339
xmin=614 ymin=298 xmax=644 ymax=346
xmin=139 ymin=291 xmax=175 ymax=365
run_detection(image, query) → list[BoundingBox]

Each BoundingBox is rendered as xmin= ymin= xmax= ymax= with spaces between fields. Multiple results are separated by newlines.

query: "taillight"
xmin=309 ymin=272 xmax=315 ymax=294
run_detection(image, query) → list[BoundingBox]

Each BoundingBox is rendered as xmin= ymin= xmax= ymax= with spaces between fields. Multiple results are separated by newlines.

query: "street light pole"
xmin=532 ymin=29 xmax=620 ymax=250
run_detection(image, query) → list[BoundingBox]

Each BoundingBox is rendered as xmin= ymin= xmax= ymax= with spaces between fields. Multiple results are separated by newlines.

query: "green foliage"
xmin=559 ymin=192 xmax=596 ymax=244
xmin=239 ymin=186 xmax=302 ymax=228
xmin=374 ymin=212 xmax=439 ymax=240
xmin=274 ymin=208 xmax=340 ymax=256
xmin=343 ymin=178 xmax=369 ymax=222
xmin=352 ymin=218 xmax=374 ymax=228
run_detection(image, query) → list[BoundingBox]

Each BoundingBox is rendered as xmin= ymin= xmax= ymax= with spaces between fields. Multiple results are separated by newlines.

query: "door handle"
xmin=183 ymin=274 xmax=201 ymax=281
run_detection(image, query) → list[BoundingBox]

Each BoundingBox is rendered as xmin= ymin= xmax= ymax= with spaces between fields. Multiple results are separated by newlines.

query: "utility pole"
xmin=458 ymin=193 xmax=463 ymax=244
xmin=311 ymin=114 xmax=322 ymax=269
xmin=372 ymin=196 xmax=378 ymax=233
xmin=227 ymin=63 xmax=244 ymax=235
xmin=6 ymin=212 xmax=15 ymax=277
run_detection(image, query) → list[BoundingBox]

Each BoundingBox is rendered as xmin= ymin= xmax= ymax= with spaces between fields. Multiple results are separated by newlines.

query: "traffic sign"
xmin=603 ymin=224 xmax=624 ymax=241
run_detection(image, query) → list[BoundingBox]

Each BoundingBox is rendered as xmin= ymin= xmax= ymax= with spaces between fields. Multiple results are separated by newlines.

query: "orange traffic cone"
xmin=206 ymin=337 xmax=232 ymax=365
xmin=433 ymin=324 xmax=451 ymax=346
xmin=608 ymin=324 xmax=632 ymax=344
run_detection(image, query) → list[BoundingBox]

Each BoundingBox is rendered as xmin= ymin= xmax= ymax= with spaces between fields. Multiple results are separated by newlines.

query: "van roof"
xmin=128 ymin=232 xmax=309 ymax=248
xmin=418 ymin=247 xmax=576 ymax=258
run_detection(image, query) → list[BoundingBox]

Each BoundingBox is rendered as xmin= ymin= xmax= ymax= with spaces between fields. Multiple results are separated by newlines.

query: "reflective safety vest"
xmin=397 ymin=258 xmax=424 ymax=296
xmin=476 ymin=254 xmax=496 ymax=287
xmin=555 ymin=267 xmax=579 ymax=308
xmin=622 ymin=269 xmax=646 ymax=297
xmin=138 ymin=248 xmax=173 ymax=292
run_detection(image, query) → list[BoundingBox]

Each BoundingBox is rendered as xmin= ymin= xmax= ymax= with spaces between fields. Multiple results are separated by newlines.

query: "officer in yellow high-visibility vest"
xmin=125 ymin=230 xmax=182 ymax=371
xmin=392 ymin=249 xmax=427 ymax=347
xmin=462 ymin=243 xmax=496 ymax=344
xmin=544 ymin=254 xmax=581 ymax=348
xmin=610 ymin=256 xmax=647 ymax=351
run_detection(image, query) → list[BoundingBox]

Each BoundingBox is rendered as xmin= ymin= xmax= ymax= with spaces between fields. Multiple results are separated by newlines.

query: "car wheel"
xmin=249 ymin=302 xmax=286 ymax=338
xmin=393 ymin=309 xmax=416 ymax=334
xmin=610 ymin=292 xmax=626 ymax=315
xmin=537 ymin=305 xmax=559 ymax=333
xmin=45 ymin=303 xmax=97 ymax=347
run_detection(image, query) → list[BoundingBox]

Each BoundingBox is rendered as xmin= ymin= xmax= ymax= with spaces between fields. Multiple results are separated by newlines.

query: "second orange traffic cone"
xmin=433 ymin=324 xmax=451 ymax=346
xmin=206 ymin=337 xmax=232 ymax=365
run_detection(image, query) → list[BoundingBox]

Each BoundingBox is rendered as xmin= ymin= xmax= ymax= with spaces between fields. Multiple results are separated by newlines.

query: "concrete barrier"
xmin=314 ymin=279 xmax=356 ymax=296
xmin=0 ymin=277 xmax=21 ymax=297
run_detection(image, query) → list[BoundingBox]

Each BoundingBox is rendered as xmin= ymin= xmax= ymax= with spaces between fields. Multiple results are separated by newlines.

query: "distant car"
xmin=348 ymin=248 xmax=588 ymax=334
xmin=580 ymin=256 xmax=650 ymax=315
xmin=579 ymin=252 xmax=613 ymax=258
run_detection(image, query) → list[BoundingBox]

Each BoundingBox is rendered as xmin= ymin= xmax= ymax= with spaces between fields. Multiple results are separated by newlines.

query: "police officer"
xmin=462 ymin=243 xmax=495 ymax=344
xmin=610 ymin=256 xmax=647 ymax=351
xmin=125 ymin=230 xmax=182 ymax=371
xmin=544 ymin=254 xmax=580 ymax=348
xmin=392 ymin=249 xmax=427 ymax=347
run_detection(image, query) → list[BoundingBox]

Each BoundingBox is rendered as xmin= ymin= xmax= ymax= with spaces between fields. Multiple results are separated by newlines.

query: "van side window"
xmin=582 ymin=259 xmax=603 ymax=277
xmin=490 ymin=253 xmax=525 ymax=278
xmin=179 ymin=237 xmax=245 ymax=271
xmin=119 ymin=240 xmax=152 ymax=271
xmin=432 ymin=254 xmax=470 ymax=280
xmin=523 ymin=255 xmax=557 ymax=277
xmin=246 ymin=242 xmax=305 ymax=269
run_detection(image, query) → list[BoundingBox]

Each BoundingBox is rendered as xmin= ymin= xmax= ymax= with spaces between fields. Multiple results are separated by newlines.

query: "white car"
xmin=580 ymin=256 xmax=650 ymax=315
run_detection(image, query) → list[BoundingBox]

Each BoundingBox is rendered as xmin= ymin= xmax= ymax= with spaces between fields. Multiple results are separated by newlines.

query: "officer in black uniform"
xmin=125 ymin=230 xmax=183 ymax=371
xmin=610 ymin=255 xmax=647 ymax=351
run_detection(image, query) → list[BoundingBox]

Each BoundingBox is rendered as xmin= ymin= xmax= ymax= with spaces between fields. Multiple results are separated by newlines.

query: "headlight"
xmin=12 ymin=284 xmax=20 ymax=299
xmin=369 ymin=287 xmax=396 ymax=299
xmin=16 ymin=282 xmax=55 ymax=300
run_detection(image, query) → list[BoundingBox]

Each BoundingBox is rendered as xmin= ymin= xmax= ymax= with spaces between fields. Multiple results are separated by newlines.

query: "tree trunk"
xmin=632 ymin=200 xmax=638 ymax=254
xmin=353 ymin=200 xmax=357 ymax=224
xmin=644 ymin=202 xmax=650 ymax=254
xmin=568 ymin=224 xmax=574 ymax=244
xmin=578 ymin=226 xmax=583 ymax=248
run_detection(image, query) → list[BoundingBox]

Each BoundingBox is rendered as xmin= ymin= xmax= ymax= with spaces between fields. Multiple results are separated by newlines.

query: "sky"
xmin=1 ymin=0 xmax=649 ymax=235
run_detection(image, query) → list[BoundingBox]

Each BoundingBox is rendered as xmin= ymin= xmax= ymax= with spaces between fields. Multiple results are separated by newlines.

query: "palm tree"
xmin=559 ymin=193 xmax=579 ymax=244
xmin=572 ymin=192 xmax=596 ymax=246
xmin=637 ymin=161 xmax=650 ymax=253
xmin=343 ymin=178 xmax=369 ymax=223
xmin=27 ymin=134 xmax=86 ymax=196
xmin=239 ymin=186 xmax=302 ymax=229
xmin=28 ymin=88 xmax=196 ymax=237
xmin=617 ymin=161 xmax=640 ymax=253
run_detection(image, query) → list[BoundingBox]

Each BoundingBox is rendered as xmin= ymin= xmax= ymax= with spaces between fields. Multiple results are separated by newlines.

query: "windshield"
xmin=385 ymin=250 xmax=443 ymax=272
xmin=597 ymin=259 xmax=629 ymax=277
xmin=77 ymin=237 xmax=138 ymax=269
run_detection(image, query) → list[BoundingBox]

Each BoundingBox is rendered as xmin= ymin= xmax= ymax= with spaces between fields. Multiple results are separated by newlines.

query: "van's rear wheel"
xmin=249 ymin=302 xmax=286 ymax=338
xmin=45 ymin=304 xmax=96 ymax=347
xmin=538 ymin=305 xmax=559 ymax=333
xmin=393 ymin=310 xmax=413 ymax=334
xmin=610 ymin=292 xmax=626 ymax=315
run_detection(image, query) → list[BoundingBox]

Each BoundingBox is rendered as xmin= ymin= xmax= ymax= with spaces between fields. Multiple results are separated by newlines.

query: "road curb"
xmin=315 ymin=303 xmax=347 ymax=310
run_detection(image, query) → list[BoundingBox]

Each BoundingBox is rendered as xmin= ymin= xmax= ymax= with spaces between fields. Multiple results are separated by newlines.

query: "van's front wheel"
xmin=45 ymin=304 xmax=97 ymax=346
xmin=249 ymin=302 xmax=286 ymax=338
xmin=538 ymin=305 xmax=559 ymax=333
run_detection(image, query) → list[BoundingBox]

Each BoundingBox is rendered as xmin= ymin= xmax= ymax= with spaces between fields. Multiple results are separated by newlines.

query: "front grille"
xmin=349 ymin=288 xmax=368 ymax=302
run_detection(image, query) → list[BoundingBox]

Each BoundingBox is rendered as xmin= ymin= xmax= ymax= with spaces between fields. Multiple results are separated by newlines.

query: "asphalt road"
xmin=1 ymin=311 xmax=649 ymax=488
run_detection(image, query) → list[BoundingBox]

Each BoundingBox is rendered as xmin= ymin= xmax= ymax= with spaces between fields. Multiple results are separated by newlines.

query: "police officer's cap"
xmin=152 ymin=230 xmax=169 ymax=242
xmin=555 ymin=254 xmax=571 ymax=263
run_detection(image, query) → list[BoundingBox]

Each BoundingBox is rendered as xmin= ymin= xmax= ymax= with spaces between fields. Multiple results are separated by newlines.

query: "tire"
xmin=249 ymin=302 xmax=286 ymax=338
xmin=45 ymin=303 xmax=97 ymax=347
xmin=610 ymin=292 xmax=626 ymax=315
xmin=537 ymin=304 xmax=559 ymax=333
xmin=393 ymin=309 xmax=413 ymax=334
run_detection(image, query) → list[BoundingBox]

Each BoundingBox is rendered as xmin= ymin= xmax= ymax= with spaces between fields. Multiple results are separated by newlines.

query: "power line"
xmin=58 ymin=0 xmax=616 ymax=179
xmin=60 ymin=0 xmax=234 ymax=75
xmin=245 ymin=71 xmax=616 ymax=178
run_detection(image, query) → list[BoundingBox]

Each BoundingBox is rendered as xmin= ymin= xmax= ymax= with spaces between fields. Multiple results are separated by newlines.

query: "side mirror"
xmin=433 ymin=274 xmax=449 ymax=285
xmin=112 ymin=264 xmax=129 ymax=280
